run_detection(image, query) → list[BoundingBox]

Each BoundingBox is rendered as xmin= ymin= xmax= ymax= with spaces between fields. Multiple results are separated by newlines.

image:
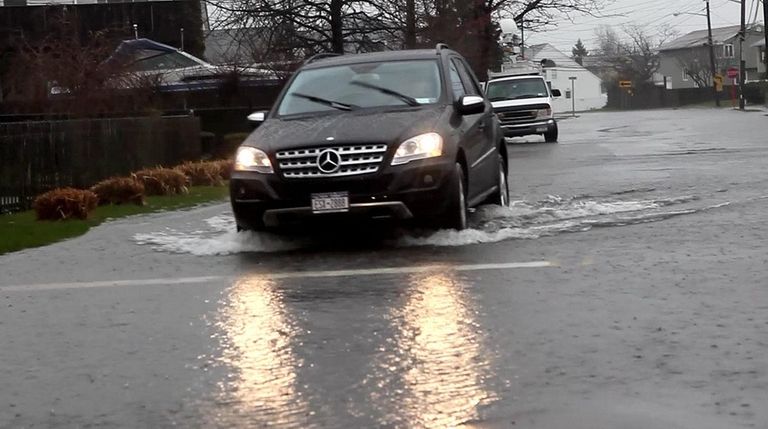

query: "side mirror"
xmin=247 ymin=111 xmax=268 ymax=128
xmin=456 ymin=95 xmax=486 ymax=115
xmin=551 ymin=89 xmax=562 ymax=97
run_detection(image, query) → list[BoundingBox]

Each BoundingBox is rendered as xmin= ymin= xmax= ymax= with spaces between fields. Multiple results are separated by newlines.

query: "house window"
xmin=724 ymin=44 xmax=735 ymax=58
xmin=682 ymin=68 xmax=689 ymax=81
xmin=549 ymin=69 xmax=558 ymax=80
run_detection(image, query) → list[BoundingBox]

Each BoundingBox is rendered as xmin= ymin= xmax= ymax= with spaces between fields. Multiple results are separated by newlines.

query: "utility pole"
xmin=764 ymin=0 xmax=768 ymax=79
xmin=520 ymin=21 xmax=525 ymax=59
xmin=706 ymin=0 xmax=721 ymax=106
xmin=739 ymin=0 xmax=746 ymax=110
xmin=405 ymin=0 xmax=416 ymax=49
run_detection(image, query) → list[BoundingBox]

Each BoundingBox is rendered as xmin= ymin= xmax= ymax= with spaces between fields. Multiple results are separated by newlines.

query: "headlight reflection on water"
xmin=373 ymin=272 xmax=496 ymax=428
xmin=209 ymin=276 xmax=308 ymax=428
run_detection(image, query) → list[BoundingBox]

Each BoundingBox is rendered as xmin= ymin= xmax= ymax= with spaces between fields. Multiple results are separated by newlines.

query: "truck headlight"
xmin=536 ymin=108 xmax=553 ymax=119
xmin=235 ymin=146 xmax=274 ymax=173
xmin=391 ymin=133 xmax=443 ymax=166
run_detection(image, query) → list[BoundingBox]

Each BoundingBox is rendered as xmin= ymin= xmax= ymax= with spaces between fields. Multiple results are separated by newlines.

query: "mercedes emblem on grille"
xmin=317 ymin=149 xmax=342 ymax=174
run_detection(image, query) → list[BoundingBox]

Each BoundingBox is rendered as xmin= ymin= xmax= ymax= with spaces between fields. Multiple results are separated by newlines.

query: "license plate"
xmin=311 ymin=192 xmax=349 ymax=214
xmin=536 ymin=127 xmax=548 ymax=132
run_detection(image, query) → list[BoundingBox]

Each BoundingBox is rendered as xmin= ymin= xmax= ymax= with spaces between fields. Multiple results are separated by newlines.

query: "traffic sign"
xmin=727 ymin=68 xmax=739 ymax=79
xmin=619 ymin=80 xmax=632 ymax=88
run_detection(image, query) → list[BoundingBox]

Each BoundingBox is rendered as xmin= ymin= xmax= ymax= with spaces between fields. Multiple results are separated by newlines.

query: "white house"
xmin=527 ymin=44 xmax=607 ymax=112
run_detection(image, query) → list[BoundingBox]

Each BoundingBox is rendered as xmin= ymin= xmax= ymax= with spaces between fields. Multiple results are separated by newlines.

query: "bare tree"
xmin=204 ymin=0 xmax=608 ymax=80
xmin=205 ymin=0 xmax=402 ymax=56
xmin=3 ymin=18 xmax=166 ymax=116
xmin=675 ymin=47 xmax=714 ymax=88
xmin=594 ymin=24 xmax=677 ymax=87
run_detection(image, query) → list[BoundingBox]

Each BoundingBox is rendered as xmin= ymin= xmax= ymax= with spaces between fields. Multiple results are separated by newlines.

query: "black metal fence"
xmin=0 ymin=115 xmax=201 ymax=214
xmin=607 ymin=83 xmax=767 ymax=110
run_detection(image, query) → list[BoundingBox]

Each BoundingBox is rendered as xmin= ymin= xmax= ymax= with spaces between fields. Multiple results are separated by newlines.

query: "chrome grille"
xmin=276 ymin=144 xmax=388 ymax=178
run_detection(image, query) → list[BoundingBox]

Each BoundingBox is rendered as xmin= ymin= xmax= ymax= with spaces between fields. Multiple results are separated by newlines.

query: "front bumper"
xmin=230 ymin=158 xmax=454 ymax=228
xmin=502 ymin=119 xmax=556 ymax=137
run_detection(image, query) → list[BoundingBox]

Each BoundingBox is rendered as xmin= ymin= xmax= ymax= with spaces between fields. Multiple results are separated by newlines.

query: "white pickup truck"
xmin=485 ymin=73 xmax=562 ymax=143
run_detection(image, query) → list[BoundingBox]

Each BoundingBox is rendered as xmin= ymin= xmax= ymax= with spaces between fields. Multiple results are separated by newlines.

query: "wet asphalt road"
xmin=2 ymin=108 xmax=768 ymax=428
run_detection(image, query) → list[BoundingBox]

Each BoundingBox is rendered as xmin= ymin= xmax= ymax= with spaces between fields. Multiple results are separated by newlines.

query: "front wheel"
xmin=544 ymin=122 xmax=559 ymax=143
xmin=485 ymin=153 xmax=509 ymax=207
xmin=438 ymin=163 xmax=468 ymax=230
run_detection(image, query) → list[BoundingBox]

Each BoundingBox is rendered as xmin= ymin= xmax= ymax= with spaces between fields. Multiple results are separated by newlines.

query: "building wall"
xmin=544 ymin=67 xmax=606 ymax=112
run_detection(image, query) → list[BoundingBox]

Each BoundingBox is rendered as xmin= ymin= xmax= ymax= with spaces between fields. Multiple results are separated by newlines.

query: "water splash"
xmin=132 ymin=194 xmax=724 ymax=255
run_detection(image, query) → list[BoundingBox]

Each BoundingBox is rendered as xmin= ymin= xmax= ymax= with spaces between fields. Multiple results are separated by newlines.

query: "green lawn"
xmin=0 ymin=186 xmax=229 ymax=255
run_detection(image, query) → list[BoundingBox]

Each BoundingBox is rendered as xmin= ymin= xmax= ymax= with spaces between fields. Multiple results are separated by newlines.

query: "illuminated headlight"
xmin=391 ymin=133 xmax=443 ymax=166
xmin=536 ymin=108 xmax=553 ymax=119
xmin=235 ymin=146 xmax=273 ymax=173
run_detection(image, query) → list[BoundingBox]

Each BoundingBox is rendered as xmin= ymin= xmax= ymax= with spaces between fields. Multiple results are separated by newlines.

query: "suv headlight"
xmin=536 ymin=108 xmax=553 ymax=119
xmin=235 ymin=146 xmax=274 ymax=173
xmin=391 ymin=133 xmax=443 ymax=166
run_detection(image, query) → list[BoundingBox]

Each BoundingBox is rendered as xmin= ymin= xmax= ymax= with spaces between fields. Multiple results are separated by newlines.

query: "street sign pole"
xmin=569 ymin=76 xmax=577 ymax=117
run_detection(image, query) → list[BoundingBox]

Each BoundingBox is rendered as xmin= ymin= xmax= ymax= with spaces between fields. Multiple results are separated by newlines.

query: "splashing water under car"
xmin=132 ymin=192 xmax=730 ymax=256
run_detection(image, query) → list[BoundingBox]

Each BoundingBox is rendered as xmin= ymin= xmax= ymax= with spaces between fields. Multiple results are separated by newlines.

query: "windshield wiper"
xmin=291 ymin=93 xmax=358 ymax=111
xmin=512 ymin=94 xmax=543 ymax=100
xmin=349 ymin=81 xmax=420 ymax=107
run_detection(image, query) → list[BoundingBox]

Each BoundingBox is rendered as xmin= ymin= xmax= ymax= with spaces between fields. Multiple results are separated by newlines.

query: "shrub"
xmin=175 ymin=161 xmax=225 ymax=186
xmin=134 ymin=168 xmax=189 ymax=196
xmin=33 ymin=188 xmax=98 ymax=221
xmin=90 ymin=177 xmax=145 ymax=206
xmin=213 ymin=159 xmax=234 ymax=180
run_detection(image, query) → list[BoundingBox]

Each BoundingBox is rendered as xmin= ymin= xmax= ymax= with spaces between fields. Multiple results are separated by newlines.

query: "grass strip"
xmin=0 ymin=186 xmax=229 ymax=255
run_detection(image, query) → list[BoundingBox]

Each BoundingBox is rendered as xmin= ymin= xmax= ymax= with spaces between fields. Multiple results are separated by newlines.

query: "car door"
xmin=451 ymin=58 xmax=497 ymax=201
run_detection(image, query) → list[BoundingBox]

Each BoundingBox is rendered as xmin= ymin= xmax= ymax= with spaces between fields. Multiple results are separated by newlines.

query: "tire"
xmin=485 ymin=153 xmax=509 ymax=207
xmin=544 ymin=122 xmax=559 ymax=143
xmin=439 ymin=163 xmax=468 ymax=230
xmin=233 ymin=205 xmax=266 ymax=232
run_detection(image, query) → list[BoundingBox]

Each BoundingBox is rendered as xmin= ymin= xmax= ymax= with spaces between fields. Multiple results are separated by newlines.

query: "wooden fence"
xmin=0 ymin=115 xmax=200 ymax=214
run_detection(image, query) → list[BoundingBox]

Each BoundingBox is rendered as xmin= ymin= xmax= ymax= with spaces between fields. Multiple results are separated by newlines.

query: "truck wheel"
xmin=439 ymin=163 xmax=468 ymax=230
xmin=485 ymin=154 xmax=509 ymax=207
xmin=544 ymin=123 xmax=558 ymax=143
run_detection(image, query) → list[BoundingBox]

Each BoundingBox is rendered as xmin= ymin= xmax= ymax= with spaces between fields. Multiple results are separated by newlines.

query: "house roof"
xmin=660 ymin=25 xmax=757 ymax=51
xmin=526 ymin=43 xmax=583 ymax=68
xmin=753 ymin=39 xmax=766 ymax=47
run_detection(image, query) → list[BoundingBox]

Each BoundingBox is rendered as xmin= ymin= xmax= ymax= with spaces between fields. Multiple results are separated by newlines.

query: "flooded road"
xmin=2 ymin=108 xmax=768 ymax=428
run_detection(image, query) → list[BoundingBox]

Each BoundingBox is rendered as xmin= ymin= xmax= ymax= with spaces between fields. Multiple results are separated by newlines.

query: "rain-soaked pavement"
xmin=2 ymin=108 xmax=768 ymax=428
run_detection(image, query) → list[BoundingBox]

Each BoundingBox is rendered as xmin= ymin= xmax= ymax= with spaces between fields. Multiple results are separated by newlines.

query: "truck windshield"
xmin=486 ymin=77 xmax=549 ymax=101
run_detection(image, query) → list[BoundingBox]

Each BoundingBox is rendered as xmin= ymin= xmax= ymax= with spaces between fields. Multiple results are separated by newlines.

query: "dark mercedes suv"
xmin=230 ymin=45 xmax=508 ymax=231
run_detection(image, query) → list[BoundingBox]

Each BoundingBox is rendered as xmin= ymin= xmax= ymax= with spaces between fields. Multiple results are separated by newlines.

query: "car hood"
xmin=491 ymin=96 xmax=551 ymax=109
xmin=244 ymin=106 xmax=445 ymax=151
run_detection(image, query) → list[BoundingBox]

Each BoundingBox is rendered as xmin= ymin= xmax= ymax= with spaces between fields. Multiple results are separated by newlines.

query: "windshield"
xmin=277 ymin=60 xmax=442 ymax=116
xmin=486 ymin=77 xmax=549 ymax=101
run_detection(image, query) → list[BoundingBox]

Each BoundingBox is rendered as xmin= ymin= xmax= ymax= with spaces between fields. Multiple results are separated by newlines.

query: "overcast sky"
xmin=524 ymin=0 xmax=763 ymax=53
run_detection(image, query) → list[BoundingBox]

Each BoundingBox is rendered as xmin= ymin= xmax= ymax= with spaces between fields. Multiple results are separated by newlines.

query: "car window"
xmin=277 ymin=60 xmax=442 ymax=116
xmin=453 ymin=59 xmax=482 ymax=96
xmin=486 ymin=77 xmax=550 ymax=101
xmin=448 ymin=60 xmax=466 ymax=100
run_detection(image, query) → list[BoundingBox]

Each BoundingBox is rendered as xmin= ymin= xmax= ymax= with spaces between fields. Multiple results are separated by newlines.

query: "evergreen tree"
xmin=572 ymin=38 xmax=588 ymax=65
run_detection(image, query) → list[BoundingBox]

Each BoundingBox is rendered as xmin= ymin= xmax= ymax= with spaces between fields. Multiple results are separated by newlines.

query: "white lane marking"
xmin=0 ymin=261 xmax=553 ymax=292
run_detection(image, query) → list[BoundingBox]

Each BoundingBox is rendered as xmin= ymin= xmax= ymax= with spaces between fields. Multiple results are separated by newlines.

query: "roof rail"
xmin=304 ymin=52 xmax=341 ymax=65
xmin=436 ymin=43 xmax=451 ymax=53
